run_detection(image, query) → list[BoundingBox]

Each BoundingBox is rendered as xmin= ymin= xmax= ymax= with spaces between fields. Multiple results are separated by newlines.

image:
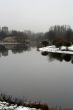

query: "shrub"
xmin=41 ymin=40 xmax=49 ymax=47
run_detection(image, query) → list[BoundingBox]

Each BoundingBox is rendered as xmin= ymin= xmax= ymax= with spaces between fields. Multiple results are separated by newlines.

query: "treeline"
xmin=0 ymin=25 xmax=73 ymax=46
xmin=0 ymin=30 xmax=30 ymax=43
xmin=42 ymin=25 xmax=73 ymax=47
xmin=10 ymin=31 xmax=29 ymax=43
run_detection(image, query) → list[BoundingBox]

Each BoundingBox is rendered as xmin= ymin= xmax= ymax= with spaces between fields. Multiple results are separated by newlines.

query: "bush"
xmin=41 ymin=40 xmax=49 ymax=47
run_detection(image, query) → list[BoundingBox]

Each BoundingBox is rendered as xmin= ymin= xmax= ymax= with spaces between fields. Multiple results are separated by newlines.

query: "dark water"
xmin=0 ymin=44 xmax=73 ymax=107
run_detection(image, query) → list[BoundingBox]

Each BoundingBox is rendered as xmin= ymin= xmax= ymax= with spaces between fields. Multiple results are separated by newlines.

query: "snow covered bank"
xmin=15 ymin=106 xmax=40 ymax=110
xmin=68 ymin=45 xmax=73 ymax=51
xmin=0 ymin=93 xmax=49 ymax=110
xmin=0 ymin=101 xmax=17 ymax=110
xmin=39 ymin=45 xmax=73 ymax=55
xmin=0 ymin=101 xmax=41 ymax=110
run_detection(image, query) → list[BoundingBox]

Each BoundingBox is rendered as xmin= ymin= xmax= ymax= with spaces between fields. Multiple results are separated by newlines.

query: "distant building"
xmin=2 ymin=26 xmax=8 ymax=33
xmin=0 ymin=26 xmax=2 ymax=32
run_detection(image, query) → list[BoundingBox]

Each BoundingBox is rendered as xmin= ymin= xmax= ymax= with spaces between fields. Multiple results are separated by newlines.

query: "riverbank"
xmin=0 ymin=94 xmax=73 ymax=110
xmin=0 ymin=93 xmax=49 ymax=110
xmin=0 ymin=101 xmax=73 ymax=110
xmin=39 ymin=45 xmax=73 ymax=55
xmin=0 ymin=101 xmax=41 ymax=110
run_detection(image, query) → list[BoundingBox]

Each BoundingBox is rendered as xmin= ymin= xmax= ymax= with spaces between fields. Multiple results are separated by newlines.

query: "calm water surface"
xmin=0 ymin=45 xmax=73 ymax=107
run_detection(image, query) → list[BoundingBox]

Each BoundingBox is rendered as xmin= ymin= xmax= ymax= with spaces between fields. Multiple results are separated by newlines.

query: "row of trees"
xmin=0 ymin=30 xmax=30 ymax=43
xmin=43 ymin=25 xmax=73 ymax=47
xmin=0 ymin=25 xmax=73 ymax=46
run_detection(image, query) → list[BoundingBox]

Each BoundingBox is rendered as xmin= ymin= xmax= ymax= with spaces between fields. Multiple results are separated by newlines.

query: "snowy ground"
xmin=39 ymin=45 xmax=73 ymax=55
xmin=0 ymin=101 xmax=40 ymax=110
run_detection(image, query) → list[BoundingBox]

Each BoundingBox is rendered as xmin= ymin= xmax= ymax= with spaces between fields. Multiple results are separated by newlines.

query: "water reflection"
xmin=0 ymin=45 xmax=8 ymax=57
xmin=0 ymin=45 xmax=73 ymax=107
xmin=41 ymin=52 xmax=73 ymax=64
xmin=0 ymin=44 xmax=73 ymax=64
xmin=11 ymin=44 xmax=31 ymax=54
xmin=0 ymin=44 xmax=31 ymax=56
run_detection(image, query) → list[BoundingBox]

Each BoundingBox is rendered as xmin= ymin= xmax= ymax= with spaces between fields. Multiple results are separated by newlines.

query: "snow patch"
xmin=39 ymin=45 xmax=73 ymax=55
xmin=68 ymin=45 xmax=73 ymax=51
xmin=0 ymin=101 xmax=40 ymax=110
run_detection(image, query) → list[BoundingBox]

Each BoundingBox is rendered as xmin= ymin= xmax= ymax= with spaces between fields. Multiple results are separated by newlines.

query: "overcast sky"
xmin=0 ymin=0 xmax=73 ymax=32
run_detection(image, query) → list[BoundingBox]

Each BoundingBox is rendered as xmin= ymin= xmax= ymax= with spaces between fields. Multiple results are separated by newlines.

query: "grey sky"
xmin=0 ymin=0 xmax=73 ymax=32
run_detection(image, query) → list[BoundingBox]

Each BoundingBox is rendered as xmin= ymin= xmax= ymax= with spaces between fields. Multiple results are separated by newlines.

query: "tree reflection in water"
xmin=0 ymin=45 xmax=8 ymax=56
xmin=0 ymin=44 xmax=31 ymax=57
xmin=0 ymin=44 xmax=73 ymax=64
xmin=41 ymin=51 xmax=73 ymax=64
xmin=11 ymin=44 xmax=31 ymax=54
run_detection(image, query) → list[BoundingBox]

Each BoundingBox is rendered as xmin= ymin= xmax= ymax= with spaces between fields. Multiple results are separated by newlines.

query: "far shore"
xmin=0 ymin=42 xmax=25 ymax=45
